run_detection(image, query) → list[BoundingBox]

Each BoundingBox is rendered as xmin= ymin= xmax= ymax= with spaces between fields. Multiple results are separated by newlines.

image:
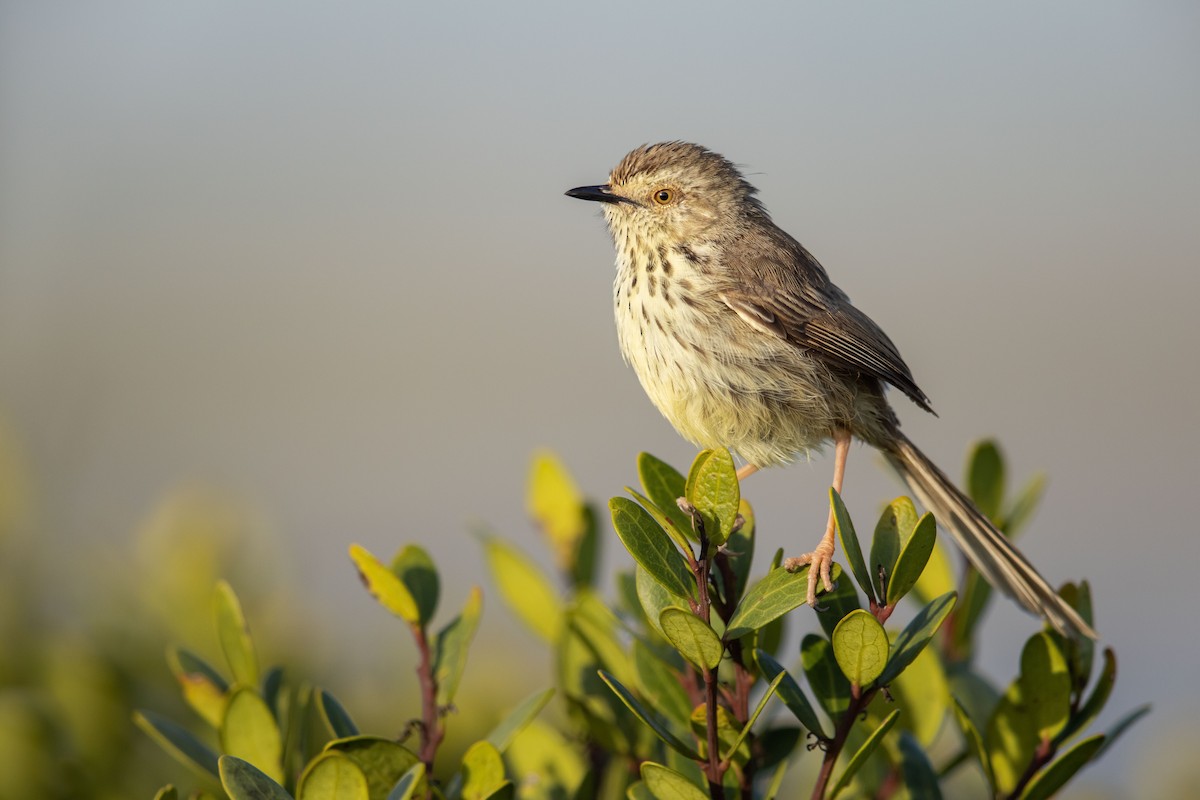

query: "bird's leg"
xmin=785 ymin=429 xmax=851 ymax=606
xmin=736 ymin=463 xmax=759 ymax=481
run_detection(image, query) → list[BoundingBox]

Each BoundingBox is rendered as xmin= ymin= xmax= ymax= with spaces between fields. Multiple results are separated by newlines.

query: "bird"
xmin=565 ymin=141 xmax=1095 ymax=639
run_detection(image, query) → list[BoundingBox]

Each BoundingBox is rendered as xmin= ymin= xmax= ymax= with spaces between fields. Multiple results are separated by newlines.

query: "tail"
xmin=883 ymin=431 xmax=1097 ymax=640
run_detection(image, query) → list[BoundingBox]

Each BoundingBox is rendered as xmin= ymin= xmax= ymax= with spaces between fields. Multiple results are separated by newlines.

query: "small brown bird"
xmin=567 ymin=141 xmax=1095 ymax=639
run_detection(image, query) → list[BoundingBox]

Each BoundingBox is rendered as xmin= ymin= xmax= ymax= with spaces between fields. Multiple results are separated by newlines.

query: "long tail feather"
xmin=884 ymin=432 xmax=1097 ymax=639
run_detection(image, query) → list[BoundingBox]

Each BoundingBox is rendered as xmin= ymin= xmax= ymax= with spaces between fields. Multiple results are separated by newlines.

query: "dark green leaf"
xmin=950 ymin=568 xmax=992 ymax=655
xmin=261 ymin=667 xmax=285 ymax=721
xmin=633 ymin=640 xmax=693 ymax=726
xmin=168 ymin=646 xmax=229 ymax=728
xmin=725 ymin=498 xmax=756 ymax=601
xmin=1018 ymin=734 xmax=1105 ymax=800
xmin=628 ymin=487 xmax=695 ymax=556
xmin=317 ymin=689 xmax=358 ymax=739
xmin=831 ymin=488 xmax=876 ymax=604
xmin=725 ymin=564 xmax=828 ymax=640
xmin=801 ymin=634 xmax=851 ymax=720
xmin=218 ymin=755 xmax=292 ymax=800
xmin=1057 ymin=581 xmax=1095 ymax=698
xmin=898 ymin=731 xmax=943 ymax=800
xmin=153 ymin=786 xmax=178 ymax=800
xmin=758 ymin=726 xmax=802 ymax=770
xmin=828 ymin=709 xmax=900 ymax=800
xmin=1002 ymin=473 xmax=1046 ymax=537
xmin=722 ymin=671 xmax=785 ymax=762
xmin=1096 ymin=704 xmax=1150 ymax=759
xmin=966 ymin=440 xmax=1005 ymax=521
xmin=598 ymin=670 xmax=701 ymax=760
xmin=683 ymin=448 xmax=740 ymax=547
xmin=886 ymin=512 xmax=937 ymax=607
xmin=869 ymin=497 xmax=917 ymax=602
xmin=878 ymin=591 xmax=957 ymax=686
xmin=610 ymin=497 xmax=694 ymax=599
xmin=951 ymin=696 xmax=993 ymax=788
xmin=572 ymin=504 xmax=600 ymax=589
xmin=831 ymin=610 xmax=888 ymax=688
xmin=1057 ymin=647 xmax=1115 ymax=745
xmin=755 ymin=650 xmax=827 ymax=738
xmin=637 ymin=452 xmax=696 ymax=543
xmin=660 ymin=607 xmax=723 ymax=670
xmin=390 ymin=545 xmax=439 ymax=627
xmin=134 ymin=709 xmax=220 ymax=779
xmin=386 ymin=763 xmax=425 ymax=800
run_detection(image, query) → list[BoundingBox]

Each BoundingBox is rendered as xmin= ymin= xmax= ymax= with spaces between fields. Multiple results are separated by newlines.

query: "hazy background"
xmin=1 ymin=2 xmax=1197 ymax=796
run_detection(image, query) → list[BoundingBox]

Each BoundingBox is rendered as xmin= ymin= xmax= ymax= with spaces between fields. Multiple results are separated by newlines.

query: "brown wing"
xmin=719 ymin=225 xmax=935 ymax=414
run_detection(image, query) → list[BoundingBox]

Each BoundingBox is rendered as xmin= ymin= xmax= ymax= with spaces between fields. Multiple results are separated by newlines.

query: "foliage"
xmin=137 ymin=442 xmax=1145 ymax=799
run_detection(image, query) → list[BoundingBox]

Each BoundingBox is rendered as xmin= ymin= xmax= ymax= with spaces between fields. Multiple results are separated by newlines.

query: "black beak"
xmin=565 ymin=184 xmax=637 ymax=205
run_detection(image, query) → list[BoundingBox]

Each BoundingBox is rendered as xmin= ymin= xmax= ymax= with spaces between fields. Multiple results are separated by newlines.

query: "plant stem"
xmin=412 ymin=623 xmax=444 ymax=776
xmin=811 ymin=685 xmax=875 ymax=800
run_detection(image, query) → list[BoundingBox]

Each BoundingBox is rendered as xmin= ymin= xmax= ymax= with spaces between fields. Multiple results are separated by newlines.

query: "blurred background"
xmin=1 ymin=2 xmax=1197 ymax=797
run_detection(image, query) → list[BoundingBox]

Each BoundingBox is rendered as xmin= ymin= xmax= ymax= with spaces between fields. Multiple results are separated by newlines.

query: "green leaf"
xmin=890 ymin=638 xmax=949 ymax=746
xmin=689 ymin=703 xmax=747 ymax=764
xmin=318 ymin=689 xmax=359 ymax=739
xmin=434 ymin=586 xmax=483 ymax=706
xmin=636 ymin=564 xmax=691 ymax=638
xmin=261 ymin=667 xmax=285 ymax=720
xmin=153 ymin=787 xmax=178 ymax=800
xmin=725 ymin=564 xmax=827 ymax=640
xmin=869 ymin=497 xmax=917 ymax=602
xmin=527 ymin=450 xmax=589 ymax=572
xmin=386 ymin=763 xmax=425 ymax=800
xmin=215 ymin=580 xmax=259 ymax=687
xmin=952 ymin=696 xmax=993 ymax=788
xmin=486 ymin=688 xmax=555 ymax=752
xmin=828 ymin=709 xmax=900 ymax=800
xmin=815 ymin=564 xmax=861 ymax=639
xmin=1022 ymin=632 xmax=1072 ymax=741
xmin=755 ymin=650 xmax=827 ymax=738
xmin=950 ymin=568 xmax=993 ymax=655
xmin=610 ymin=497 xmax=694 ymax=599
xmin=1096 ymin=704 xmax=1150 ymax=758
xmin=598 ymin=670 xmax=702 ymax=760
xmin=660 ymin=607 xmax=723 ymax=670
xmin=1057 ymin=647 xmax=1115 ymax=745
xmin=831 ymin=610 xmax=889 ymax=688
xmin=168 ymin=646 xmax=229 ymax=728
xmin=637 ymin=452 xmax=696 ymax=543
xmin=910 ymin=539 xmax=955 ymax=606
xmin=134 ymin=709 xmax=220 ymax=779
xmin=633 ymin=641 xmax=693 ymax=727
xmin=831 ymin=488 xmax=876 ymax=604
xmin=1002 ymin=473 xmax=1046 ymax=537
xmin=220 ymin=687 xmax=284 ymax=783
xmin=481 ymin=534 xmax=563 ymax=642
xmin=503 ymin=719 xmax=587 ymax=800
xmin=349 ymin=544 xmax=420 ymax=625
xmin=722 ymin=670 xmax=785 ymax=762
xmin=764 ymin=759 xmax=789 ymax=800
xmin=218 ymin=755 xmax=292 ymax=800
xmin=390 ymin=545 xmax=439 ymax=627
xmin=325 ymin=735 xmax=419 ymax=798
xmin=297 ymin=752 xmax=370 ymax=800
xmin=801 ymin=634 xmax=851 ymax=720
xmin=461 ymin=740 xmax=507 ymax=800
xmin=628 ymin=488 xmax=695 ymax=558
xmin=886 ymin=512 xmax=937 ymax=607
xmin=897 ymin=731 xmax=943 ymax=800
xmin=1018 ymin=734 xmax=1105 ymax=800
xmin=1057 ymin=581 xmax=1095 ymax=697
xmin=966 ymin=440 xmax=1005 ymax=521
xmin=683 ymin=448 xmax=740 ymax=546
xmin=726 ymin=498 xmax=756 ymax=598
xmin=878 ymin=591 xmax=957 ymax=686
xmin=640 ymin=761 xmax=708 ymax=800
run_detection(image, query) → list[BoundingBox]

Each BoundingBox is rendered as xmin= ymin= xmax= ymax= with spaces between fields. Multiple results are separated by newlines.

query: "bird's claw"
xmin=784 ymin=540 xmax=836 ymax=606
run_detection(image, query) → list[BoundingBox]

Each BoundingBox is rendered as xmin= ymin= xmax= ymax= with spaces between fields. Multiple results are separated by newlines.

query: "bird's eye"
xmin=653 ymin=188 xmax=674 ymax=205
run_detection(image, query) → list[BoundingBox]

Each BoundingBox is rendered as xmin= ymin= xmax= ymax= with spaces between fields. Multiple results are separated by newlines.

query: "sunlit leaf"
xmin=214 ymin=580 xmax=259 ymax=687
xmin=831 ymin=610 xmax=888 ymax=688
xmin=325 ymin=735 xmax=419 ymax=798
xmin=168 ymin=646 xmax=228 ymax=728
xmin=683 ymin=448 xmax=740 ymax=546
xmin=640 ymin=761 xmax=708 ymax=800
xmin=220 ymin=687 xmax=284 ymax=783
xmin=952 ymin=696 xmax=993 ymax=788
xmin=869 ymin=497 xmax=917 ymax=602
xmin=461 ymin=740 xmax=507 ymax=800
xmin=349 ymin=544 xmax=419 ymax=625
xmin=725 ymin=564 xmax=829 ymax=640
xmin=828 ymin=709 xmax=900 ymax=800
xmin=297 ymin=752 xmax=370 ymax=800
xmin=598 ymin=670 xmax=701 ymax=760
xmin=481 ymin=534 xmax=563 ymax=642
xmin=433 ymin=586 xmax=483 ymax=705
xmin=660 ymin=607 xmax=723 ymax=670
xmin=831 ymin=489 xmax=876 ymax=604
xmin=527 ymin=450 xmax=588 ymax=572
xmin=878 ymin=591 xmax=957 ymax=686
xmin=886 ymin=512 xmax=936 ymax=607
xmin=486 ymin=688 xmax=555 ymax=752
xmin=1018 ymin=734 xmax=1105 ymax=800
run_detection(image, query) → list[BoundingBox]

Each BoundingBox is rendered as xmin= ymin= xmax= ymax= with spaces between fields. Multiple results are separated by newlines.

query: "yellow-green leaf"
xmin=683 ymin=449 xmax=740 ymax=546
xmin=527 ymin=450 xmax=588 ymax=571
xmin=659 ymin=607 xmax=723 ymax=670
xmin=220 ymin=688 xmax=283 ymax=783
xmin=640 ymin=761 xmax=708 ymax=800
xmin=831 ymin=610 xmax=888 ymax=688
xmin=297 ymin=752 xmax=370 ymax=800
xmin=433 ymin=586 xmax=483 ymax=706
xmin=214 ymin=581 xmax=258 ymax=687
xmin=349 ymin=544 xmax=420 ymax=624
xmin=886 ymin=512 xmax=937 ymax=606
xmin=168 ymin=646 xmax=228 ymax=728
xmin=461 ymin=740 xmax=507 ymax=800
xmin=481 ymin=535 xmax=563 ymax=642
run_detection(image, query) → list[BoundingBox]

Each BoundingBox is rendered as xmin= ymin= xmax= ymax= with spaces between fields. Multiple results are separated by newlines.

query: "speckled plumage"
xmin=567 ymin=141 xmax=1095 ymax=639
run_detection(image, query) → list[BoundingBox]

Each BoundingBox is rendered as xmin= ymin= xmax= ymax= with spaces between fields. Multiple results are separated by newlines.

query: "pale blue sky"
xmin=2 ymin=3 xmax=1197 ymax=794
